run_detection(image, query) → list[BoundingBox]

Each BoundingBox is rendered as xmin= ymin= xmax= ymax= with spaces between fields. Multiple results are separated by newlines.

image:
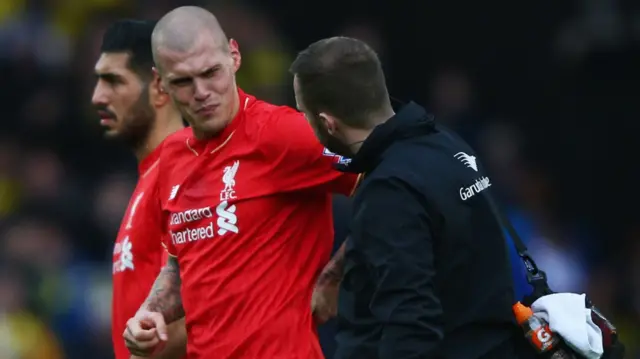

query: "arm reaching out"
xmin=124 ymin=256 xmax=186 ymax=357
xmin=312 ymin=242 xmax=346 ymax=324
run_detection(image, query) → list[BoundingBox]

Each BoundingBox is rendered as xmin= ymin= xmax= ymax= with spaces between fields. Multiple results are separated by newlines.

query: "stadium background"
xmin=0 ymin=0 xmax=638 ymax=358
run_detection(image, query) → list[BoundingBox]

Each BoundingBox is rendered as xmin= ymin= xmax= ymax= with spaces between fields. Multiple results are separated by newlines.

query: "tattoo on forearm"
xmin=142 ymin=256 xmax=185 ymax=323
xmin=317 ymin=241 xmax=346 ymax=287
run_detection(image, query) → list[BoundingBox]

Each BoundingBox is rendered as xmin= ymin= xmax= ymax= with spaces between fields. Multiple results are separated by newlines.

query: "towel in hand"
xmin=532 ymin=293 xmax=603 ymax=359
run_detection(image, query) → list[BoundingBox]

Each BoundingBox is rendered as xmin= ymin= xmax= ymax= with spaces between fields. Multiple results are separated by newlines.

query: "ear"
xmin=150 ymin=70 xmax=169 ymax=108
xmin=319 ymin=112 xmax=338 ymax=135
xmin=229 ymin=38 xmax=241 ymax=73
xmin=152 ymin=67 xmax=166 ymax=91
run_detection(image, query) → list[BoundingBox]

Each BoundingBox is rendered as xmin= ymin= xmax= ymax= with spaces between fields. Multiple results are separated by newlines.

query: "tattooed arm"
xmin=141 ymin=256 xmax=185 ymax=323
xmin=312 ymin=241 xmax=347 ymax=323
xmin=317 ymin=242 xmax=346 ymax=287
xmin=124 ymin=256 xmax=185 ymax=357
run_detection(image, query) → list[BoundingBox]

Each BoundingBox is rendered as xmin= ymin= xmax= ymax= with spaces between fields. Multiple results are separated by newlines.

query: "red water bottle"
xmin=512 ymin=302 xmax=576 ymax=358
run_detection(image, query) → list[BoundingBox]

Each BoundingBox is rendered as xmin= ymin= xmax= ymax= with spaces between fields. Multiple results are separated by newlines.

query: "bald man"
xmin=123 ymin=6 xmax=361 ymax=359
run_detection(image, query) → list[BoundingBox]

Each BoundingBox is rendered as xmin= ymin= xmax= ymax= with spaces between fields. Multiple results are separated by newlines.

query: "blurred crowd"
xmin=0 ymin=0 xmax=639 ymax=358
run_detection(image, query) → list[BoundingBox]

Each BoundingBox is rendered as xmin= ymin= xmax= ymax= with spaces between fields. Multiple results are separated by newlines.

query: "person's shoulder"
xmin=385 ymin=128 xmax=477 ymax=176
xmin=163 ymin=127 xmax=192 ymax=145
xmin=154 ymin=128 xmax=192 ymax=188
xmin=244 ymin=95 xmax=306 ymax=145
xmin=246 ymin=97 xmax=303 ymax=127
xmin=367 ymin=147 xmax=422 ymax=181
xmin=158 ymin=127 xmax=192 ymax=157
xmin=371 ymin=129 xmax=490 ymax=197
xmin=358 ymin=142 xmax=442 ymax=196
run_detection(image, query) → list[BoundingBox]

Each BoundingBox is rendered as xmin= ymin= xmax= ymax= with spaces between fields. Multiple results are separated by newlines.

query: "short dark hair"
xmin=100 ymin=19 xmax=157 ymax=79
xmin=290 ymin=36 xmax=389 ymax=129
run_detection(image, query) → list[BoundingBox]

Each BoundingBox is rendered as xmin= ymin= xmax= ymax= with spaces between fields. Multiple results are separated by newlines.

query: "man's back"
xmin=336 ymin=102 xmax=516 ymax=359
xmin=393 ymin=125 xmax=515 ymax=357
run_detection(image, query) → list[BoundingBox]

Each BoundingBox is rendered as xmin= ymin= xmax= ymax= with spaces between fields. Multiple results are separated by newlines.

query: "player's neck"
xmin=134 ymin=114 xmax=184 ymax=162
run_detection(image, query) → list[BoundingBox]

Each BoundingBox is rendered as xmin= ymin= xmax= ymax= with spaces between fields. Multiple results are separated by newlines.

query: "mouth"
xmin=195 ymin=104 xmax=219 ymax=116
xmin=97 ymin=110 xmax=116 ymax=126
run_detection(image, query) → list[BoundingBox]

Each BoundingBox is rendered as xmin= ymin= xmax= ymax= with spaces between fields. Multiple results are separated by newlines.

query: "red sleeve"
xmin=159 ymin=187 xmax=178 ymax=257
xmin=261 ymin=108 xmax=362 ymax=196
xmin=161 ymin=222 xmax=178 ymax=258
xmin=155 ymin=145 xmax=179 ymax=258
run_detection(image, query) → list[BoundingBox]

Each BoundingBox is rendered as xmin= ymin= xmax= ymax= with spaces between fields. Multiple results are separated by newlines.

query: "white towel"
xmin=531 ymin=293 xmax=604 ymax=359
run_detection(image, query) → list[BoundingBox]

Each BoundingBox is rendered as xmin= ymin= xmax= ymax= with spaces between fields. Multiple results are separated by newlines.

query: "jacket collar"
xmin=338 ymin=102 xmax=435 ymax=173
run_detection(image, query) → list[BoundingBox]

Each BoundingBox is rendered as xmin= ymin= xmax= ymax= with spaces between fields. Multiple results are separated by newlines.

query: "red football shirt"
xmin=157 ymin=89 xmax=360 ymax=359
xmin=111 ymin=144 xmax=167 ymax=359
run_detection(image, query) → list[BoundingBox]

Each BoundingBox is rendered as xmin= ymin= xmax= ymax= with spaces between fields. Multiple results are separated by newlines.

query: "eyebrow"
xmin=95 ymin=72 xmax=122 ymax=82
xmin=200 ymin=65 xmax=220 ymax=75
xmin=168 ymin=65 xmax=222 ymax=85
xmin=168 ymin=76 xmax=192 ymax=85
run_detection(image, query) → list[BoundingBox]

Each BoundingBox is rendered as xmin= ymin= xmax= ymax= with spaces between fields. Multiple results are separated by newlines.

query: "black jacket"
xmin=334 ymin=102 xmax=520 ymax=359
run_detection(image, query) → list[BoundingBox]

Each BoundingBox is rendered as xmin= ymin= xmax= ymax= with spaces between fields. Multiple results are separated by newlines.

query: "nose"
xmin=91 ymin=82 xmax=108 ymax=107
xmin=193 ymin=78 xmax=210 ymax=102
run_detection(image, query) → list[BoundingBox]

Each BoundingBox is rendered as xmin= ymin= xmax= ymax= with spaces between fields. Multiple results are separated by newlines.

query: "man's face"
xmin=293 ymin=76 xmax=354 ymax=158
xmin=157 ymin=36 xmax=240 ymax=138
xmin=91 ymin=53 xmax=155 ymax=146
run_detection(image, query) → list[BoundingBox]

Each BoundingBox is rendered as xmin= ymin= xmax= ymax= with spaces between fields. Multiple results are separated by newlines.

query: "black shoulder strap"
xmin=483 ymin=192 xmax=553 ymax=299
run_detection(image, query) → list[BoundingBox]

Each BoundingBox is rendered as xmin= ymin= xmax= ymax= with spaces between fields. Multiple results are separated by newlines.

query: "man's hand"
xmin=312 ymin=281 xmax=340 ymax=324
xmin=124 ymin=310 xmax=168 ymax=357
xmin=312 ymin=242 xmax=346 ymax=324
xmin=125 ymin=256 xmax=185 ymax=358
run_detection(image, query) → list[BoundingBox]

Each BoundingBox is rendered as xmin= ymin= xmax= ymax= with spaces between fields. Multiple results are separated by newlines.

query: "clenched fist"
xmin=123 ymin=310 xmax=168 ymax=357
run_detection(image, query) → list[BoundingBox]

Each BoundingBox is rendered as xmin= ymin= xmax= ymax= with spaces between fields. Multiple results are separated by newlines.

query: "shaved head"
xmin=152 ymin=6 xmax=229 ymax=69
xmin=149 ymin=6 xmax=242 ymax=140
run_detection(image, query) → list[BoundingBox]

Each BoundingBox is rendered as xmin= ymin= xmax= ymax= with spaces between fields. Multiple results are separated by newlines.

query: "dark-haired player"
xmin=91 ymin=19 xmax=186 ymax=359
xmin=291 ymin=36 xmax=517 ymax=359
